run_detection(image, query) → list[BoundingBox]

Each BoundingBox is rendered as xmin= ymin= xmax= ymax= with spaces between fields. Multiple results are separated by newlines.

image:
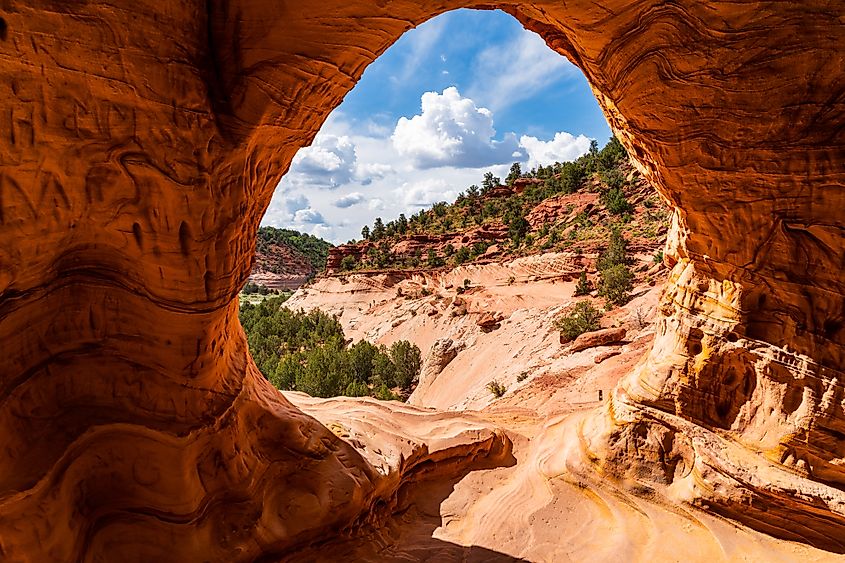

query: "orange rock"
xmin=477 ymin=312 xmax=503 ymax=331
xmin=0 ymin=0 xmax=843 ymax=559
xmin=568 ymin=327 xmax=627 ymax=352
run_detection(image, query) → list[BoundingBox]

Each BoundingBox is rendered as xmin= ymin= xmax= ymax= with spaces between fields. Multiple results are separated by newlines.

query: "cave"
xmin=0 ymin=1 xmax=843 ymax=560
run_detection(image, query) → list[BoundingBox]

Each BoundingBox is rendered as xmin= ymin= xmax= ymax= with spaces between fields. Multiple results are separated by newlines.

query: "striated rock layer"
xmin=0 ymin=0 xmax=843 ymax=559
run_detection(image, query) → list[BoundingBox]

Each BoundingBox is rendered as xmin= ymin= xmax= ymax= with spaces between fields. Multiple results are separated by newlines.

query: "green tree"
xmin=599 ymin=264 xmax=634 ymax=306
xmin=389 ymin=341 xmax=422 ymax=391
xmin=339 ymin=255 xmax=358 ymax=271
xmin=505 ymin=208 xmax=529 ymax=245
xmin=601 ymin=187 xmax=632 ymax=215
xmin=454 ymin=246 xmax=471 ymax=264
xmin=372 ymin=350 xmax=396 ymax=389
xmin=506 ymin=162 xmax=522 ymax=185
xmin=587 ymin=139 xmax=600 ymax=173
xmin=361 ymin=225 xmax=370 ymax=240
xmin=271 ymin=354 xmax=301 ymax=391
xmin=597 ymin=226 xmax=628 ymax=271
xmin=372 ymin=217 xmax=386 ymax=240
xmin=375 ymin=384 xmax=399 ymax=401
xmin=344 ymin=380 xmax=370 ymax=397
xmin=481 ymin=172 xmax=500 ymax=194
xmin=600 ymin=168 xmax=625 ymax=190
xmin=559 ymin=161 xmax=586 ymax=194
xmin=347 ymin=340 xmax=378 ymax=384
xmin=598 ymin=136 xmax=627 ymax=170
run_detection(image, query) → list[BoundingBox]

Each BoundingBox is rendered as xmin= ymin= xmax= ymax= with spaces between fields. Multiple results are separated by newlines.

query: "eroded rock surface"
xmin=0 ymin=0 xmax=843 ymax=560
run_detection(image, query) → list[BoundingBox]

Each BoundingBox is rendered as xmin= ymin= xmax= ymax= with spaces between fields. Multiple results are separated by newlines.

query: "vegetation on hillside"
xmin=554 ymin=301 xmax=603 ymax=342
xmin=338 ymin=136 xmax=669 ymax=272
xmin=256 ymin=227 xmax=332 ymax=273
xmin=240 ymin=295 xmax=421 ymax=400
xmin=596 ymin=227 xmax=634 ymax=306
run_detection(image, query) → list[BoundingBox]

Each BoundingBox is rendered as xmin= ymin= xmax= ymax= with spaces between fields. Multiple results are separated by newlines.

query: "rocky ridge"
xmin=249 ymin=227 xmax=332 ymax=290
xmin=326 ymin=160 xmax=667 ymax=275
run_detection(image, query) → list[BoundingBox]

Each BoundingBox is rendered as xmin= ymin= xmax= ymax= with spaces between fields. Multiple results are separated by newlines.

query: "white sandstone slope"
xmin=285 ymin=251 xmax=665 ymax=412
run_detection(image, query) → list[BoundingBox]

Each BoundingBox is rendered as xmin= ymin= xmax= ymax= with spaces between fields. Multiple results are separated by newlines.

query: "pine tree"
xmin=372 ymin=217 xmax=385 ymax=240
xmin=597 ymin=226 xmax=628 ymax=271
xmin=506 ymin=162 xmax=522 ymax=185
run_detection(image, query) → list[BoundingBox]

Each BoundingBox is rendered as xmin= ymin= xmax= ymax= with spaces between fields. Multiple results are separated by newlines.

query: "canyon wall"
xmin=0 ymin=0 xmax=842 ymax=559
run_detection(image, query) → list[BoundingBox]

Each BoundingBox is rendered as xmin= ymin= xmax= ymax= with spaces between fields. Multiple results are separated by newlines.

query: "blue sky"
xmin=262 ymin=9 xmax=612 ymax=243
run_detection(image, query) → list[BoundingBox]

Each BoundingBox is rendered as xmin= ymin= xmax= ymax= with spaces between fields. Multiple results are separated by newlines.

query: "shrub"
xmin=574 ymin=271 xmax=592 ymax=296
xmin=242 ymin=281 xmax=260 ymax=294
xmin=487 ymin=380 xmax=507 ymax=398
xmin=463 ymin=278 xmax=471 ymax=289
xmin=516 ymin=373 xmax=528 ymax=382
xmin=375 ymin=383 xmax=400 ymax=401
xmin=599 ymin=167 xmax=626 ymax=190
xmin=427 ymin=249 xmax=444 ymax=268
xmin=601 ymin=187 xmax=632 ymax=215
xmin=653 ymin=250 xmax=664 ymax=264
xmin=344 ymin=380 xmax=370 ymax=397
xmin=339 ymin=255 xmax=358 ymax=271
xmin=599 ymin=264 xmax=634 ymax=306
xmin=454 ymin=246 xmax=471 ymax=264
xmin=554 ymin=301 xmax=603 ymax=342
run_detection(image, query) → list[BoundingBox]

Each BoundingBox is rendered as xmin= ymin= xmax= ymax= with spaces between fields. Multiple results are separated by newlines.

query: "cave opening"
xmin=242 ymin=8 xmax=665 ymax=408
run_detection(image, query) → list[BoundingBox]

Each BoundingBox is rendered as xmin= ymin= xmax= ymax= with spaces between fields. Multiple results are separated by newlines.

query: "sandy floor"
xmin=282 ymin=254 xmax=843 ymax=562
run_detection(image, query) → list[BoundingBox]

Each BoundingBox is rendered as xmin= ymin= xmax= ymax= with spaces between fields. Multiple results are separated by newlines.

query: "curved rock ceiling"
xmin=0 ymin=0 xmax=843 ymax=559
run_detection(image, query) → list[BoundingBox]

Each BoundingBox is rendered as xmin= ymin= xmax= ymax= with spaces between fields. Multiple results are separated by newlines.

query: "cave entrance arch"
xmin=0 ymin=1 xmax=842 ymax=560
xmin=252 ymin=7 xmax=627 ymax=404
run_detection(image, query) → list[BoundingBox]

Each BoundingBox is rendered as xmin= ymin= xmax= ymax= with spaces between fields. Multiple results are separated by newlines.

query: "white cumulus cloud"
xmin=284 ymin=194 xmax=310 ymax=214
xmin=401 ymin=178 xmax=459 ymax=208
xmin=293 ymin=208 xmax=326 ymax=224
xmin=368 ymin=198 xmax=386 ymax=211
xmin=356 ymin=162 xmax=393 ymax=185
xmin=285 ymin=134 xmax=357 ymax=189
xmin=334 ymin=192 xmax=366 ymax=208
xmin=392 ymin=87 xmax=521 ymax=169
xmin=519 ymin=132 xmax=592 ymax=169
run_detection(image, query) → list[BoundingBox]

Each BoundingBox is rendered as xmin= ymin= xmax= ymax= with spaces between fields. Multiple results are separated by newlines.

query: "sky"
xmin=261 ymin=9 xmax=613 ymax=244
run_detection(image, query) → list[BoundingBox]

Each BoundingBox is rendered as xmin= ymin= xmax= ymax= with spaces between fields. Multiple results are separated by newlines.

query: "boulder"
xmin=569 ymin=327 xmax=627 ymax=352
xmin=477 ymin=312 xmax=504 ymax=331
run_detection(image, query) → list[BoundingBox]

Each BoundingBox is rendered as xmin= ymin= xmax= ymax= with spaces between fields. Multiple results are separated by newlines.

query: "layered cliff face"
xmin=0 ymin=0 xmax=843 ymax=560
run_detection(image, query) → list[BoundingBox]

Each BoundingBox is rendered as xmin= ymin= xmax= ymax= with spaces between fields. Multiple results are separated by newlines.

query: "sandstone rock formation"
xmin=0 ymin=0 xmax=843 ymax=560
xmin=417 ymin=338 xmax=464 ymax=395
xmin=568 ymin=327 xmax=626 ymax=352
